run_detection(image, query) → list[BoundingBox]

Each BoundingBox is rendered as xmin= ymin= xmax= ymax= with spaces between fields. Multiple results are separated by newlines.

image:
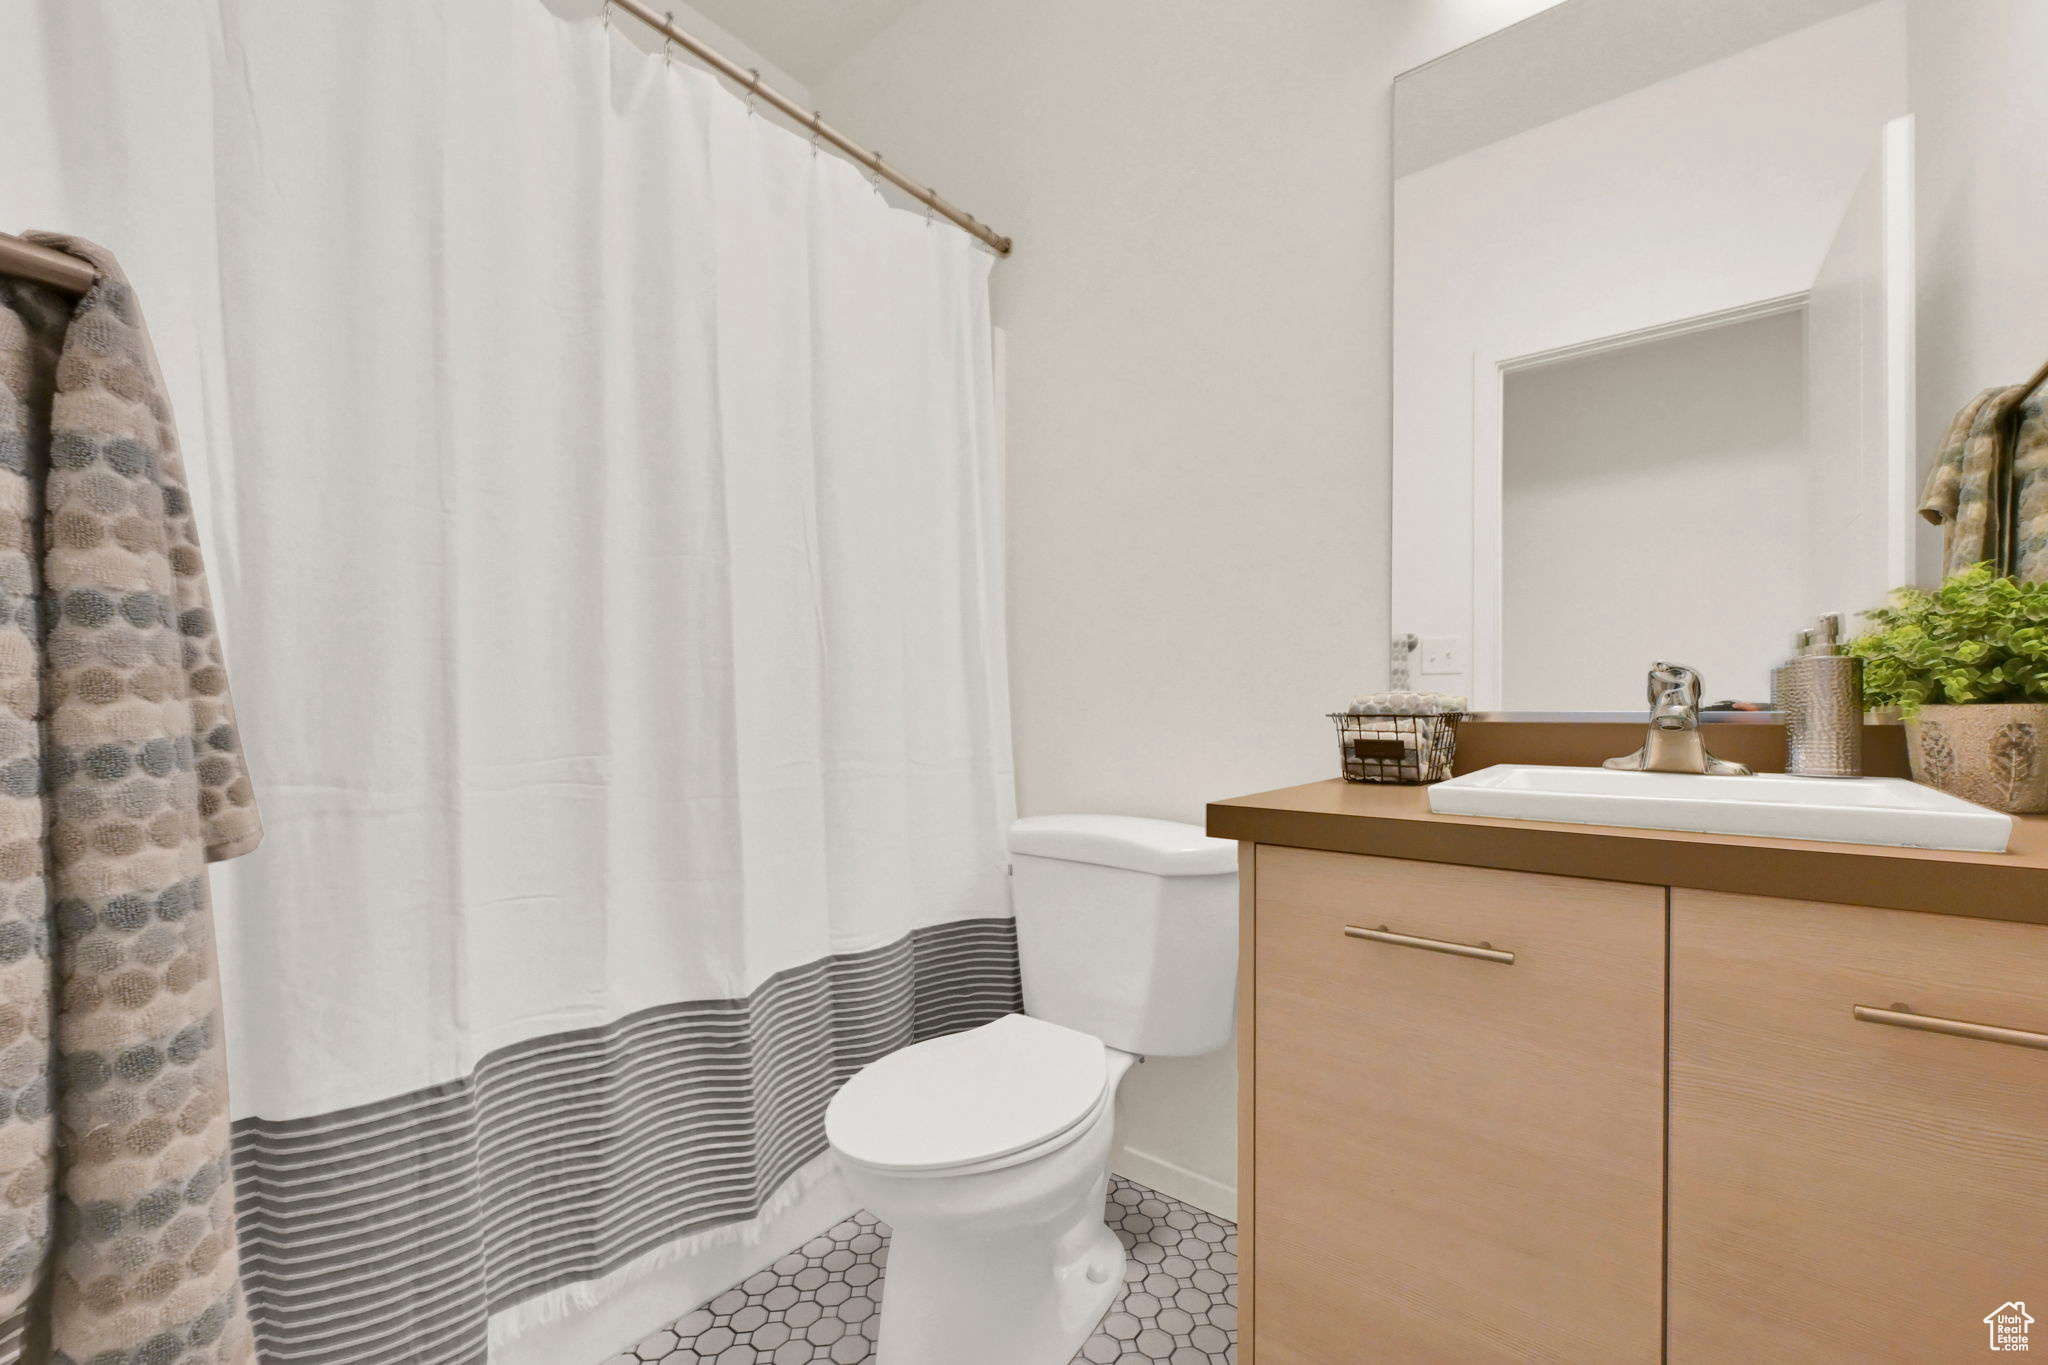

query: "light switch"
xmin=1420 ymin=636 xmax=1465 ymax=676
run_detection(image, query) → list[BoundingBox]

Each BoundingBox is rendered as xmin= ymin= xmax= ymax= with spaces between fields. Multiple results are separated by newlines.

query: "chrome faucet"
xmin=1603 ymin=662 xmax=1753 ymax=776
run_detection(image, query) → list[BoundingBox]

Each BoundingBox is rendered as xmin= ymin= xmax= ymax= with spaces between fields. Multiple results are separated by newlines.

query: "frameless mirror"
xmin=1390 ymin=0 xmax=1924 ymax=714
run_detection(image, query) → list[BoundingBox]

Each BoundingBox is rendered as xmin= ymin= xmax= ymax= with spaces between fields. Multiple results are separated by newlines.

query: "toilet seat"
xmin=826 ymin=1014 xmax=1108 ymax=1175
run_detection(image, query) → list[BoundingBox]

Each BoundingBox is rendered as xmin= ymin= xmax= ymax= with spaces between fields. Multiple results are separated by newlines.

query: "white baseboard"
xmin=1112 ymin=1145 xmax=1237 ymax=1223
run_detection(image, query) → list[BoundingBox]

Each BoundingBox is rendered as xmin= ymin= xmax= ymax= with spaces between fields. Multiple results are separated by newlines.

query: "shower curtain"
xmin=0 ymin=3 xmax=1017 ymax=1362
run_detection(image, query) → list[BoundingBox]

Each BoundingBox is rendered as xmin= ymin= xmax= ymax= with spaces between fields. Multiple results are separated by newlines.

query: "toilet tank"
xmin=1008 ymin=815 xmax=1238 ymax=1057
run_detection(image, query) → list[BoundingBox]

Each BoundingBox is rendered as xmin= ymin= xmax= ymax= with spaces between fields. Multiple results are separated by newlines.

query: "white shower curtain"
xmin=0 ymin=3 xmax=1016 ymax=1362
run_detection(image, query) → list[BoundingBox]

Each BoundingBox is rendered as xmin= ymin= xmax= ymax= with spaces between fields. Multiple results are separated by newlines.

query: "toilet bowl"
xmin=827 ymin=1014 xmax=1141 ymax=1365
xmin=825 ymin=815 xmax=1239 ymax=1365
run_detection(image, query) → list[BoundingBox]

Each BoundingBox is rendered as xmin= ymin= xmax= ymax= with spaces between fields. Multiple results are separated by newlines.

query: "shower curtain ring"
xmin=663 ymin=12 xmax=676 ymax=65
xmin=809 ymin=111 xmax=825 ymax=158
xmin=744 ymin=68 xmax=761 ymax=116
xmin=601 ymin=0 xmax=611 ymax=31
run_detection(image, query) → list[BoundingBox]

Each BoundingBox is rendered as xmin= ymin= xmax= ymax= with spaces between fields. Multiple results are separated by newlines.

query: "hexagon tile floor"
xmin=605 ymin=1175 xmax=1237 ymax=1365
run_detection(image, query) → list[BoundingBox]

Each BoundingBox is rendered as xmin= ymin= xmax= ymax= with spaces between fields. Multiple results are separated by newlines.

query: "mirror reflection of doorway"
xmin=1502 ymin=309 xmax=1807 ymax=712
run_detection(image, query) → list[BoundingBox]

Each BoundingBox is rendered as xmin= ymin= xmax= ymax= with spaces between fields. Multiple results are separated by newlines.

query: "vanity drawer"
xmin=1249 ymin=847 xmax=1665 ymax=1364
xmin=1669 ymin=890 xmax=2048 ymax=1363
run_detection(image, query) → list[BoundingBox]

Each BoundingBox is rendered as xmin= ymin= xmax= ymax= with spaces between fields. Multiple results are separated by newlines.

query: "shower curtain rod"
xmin=4 ymin=9 xmax=1012 ymax=274
xmin=605 ymin=0 xmax=1012 ymax=257
xmin=0 ymin=233 xmax=96 ymax=295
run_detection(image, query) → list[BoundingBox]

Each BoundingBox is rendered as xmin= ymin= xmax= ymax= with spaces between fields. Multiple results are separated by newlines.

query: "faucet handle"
xmin=1647 ymin=661 xmax=1703 ymax=711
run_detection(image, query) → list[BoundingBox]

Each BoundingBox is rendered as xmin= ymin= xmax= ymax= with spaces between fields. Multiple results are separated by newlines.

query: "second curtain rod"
xmin=607 ymin=0 xmax=1012 ymax=257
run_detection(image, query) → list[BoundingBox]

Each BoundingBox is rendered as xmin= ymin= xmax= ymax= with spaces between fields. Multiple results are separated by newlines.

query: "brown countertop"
xmin=1207 ymin=779 xmax=2048 ymax=927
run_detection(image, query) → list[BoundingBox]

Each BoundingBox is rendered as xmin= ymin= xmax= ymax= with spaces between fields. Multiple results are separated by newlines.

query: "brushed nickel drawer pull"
xmin=1344 ymin=924 xmax=1515 ymax=965
xmin=1853 ymin=1004 xmax=2048 ymax=1053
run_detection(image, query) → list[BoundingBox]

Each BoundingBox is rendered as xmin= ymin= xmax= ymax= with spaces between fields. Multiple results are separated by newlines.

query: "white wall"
xmin=1392 ymin=1 xmax=1908 ymax=705
xmin=1503 ymin=311 xmax=1809 ymax=711
xmin=812 ymin=0 xmax=1569 ymax=1218
xmin=1905 ymin=0 xmax=2048 ymax=583
xmin=1804 ymin=119 xmax=1920 ymax=621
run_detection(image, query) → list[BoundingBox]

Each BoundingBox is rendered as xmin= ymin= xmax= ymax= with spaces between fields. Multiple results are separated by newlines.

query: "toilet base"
xmin=874 ymin=1198 xmax=1125 ymax=1365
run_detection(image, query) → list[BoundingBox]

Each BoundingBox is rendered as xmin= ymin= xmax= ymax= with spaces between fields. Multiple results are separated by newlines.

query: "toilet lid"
xmin=826 ymin=1014 xmax=1108 ymax=1173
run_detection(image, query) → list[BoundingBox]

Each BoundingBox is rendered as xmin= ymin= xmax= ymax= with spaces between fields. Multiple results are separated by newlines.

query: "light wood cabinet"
xmin=1245 ymin=847 xmax=1666 ymax=1364
xmin=1240 ymin=848 xmax=2048 ymax=1365
xmin=1668 ymin=890 xmax=2048 ymax=1363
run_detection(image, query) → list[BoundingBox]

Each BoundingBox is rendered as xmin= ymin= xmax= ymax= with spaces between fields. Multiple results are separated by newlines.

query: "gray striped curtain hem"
xmin=225 ymin=917 xmax=1021 ymax=1365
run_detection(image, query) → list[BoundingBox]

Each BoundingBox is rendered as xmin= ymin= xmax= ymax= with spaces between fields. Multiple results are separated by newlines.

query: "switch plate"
xmin=1420 ymin=636 xmax=1465 ymax=676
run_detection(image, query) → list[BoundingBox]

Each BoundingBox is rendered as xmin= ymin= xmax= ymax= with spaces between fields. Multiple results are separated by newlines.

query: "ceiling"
xmin=680 ymin=0 xmax=928 ymax=85
xmin=1393 ymin=0 xmax=1882 ymax=175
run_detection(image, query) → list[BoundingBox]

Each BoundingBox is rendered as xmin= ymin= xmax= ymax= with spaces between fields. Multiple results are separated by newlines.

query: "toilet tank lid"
xmin=1009 ymin=815 xmax=1237 ymax=877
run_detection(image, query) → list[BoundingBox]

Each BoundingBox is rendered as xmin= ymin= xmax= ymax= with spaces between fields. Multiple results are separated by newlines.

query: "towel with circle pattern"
xmin=0 ymin=233 xmax=261 ymax=1365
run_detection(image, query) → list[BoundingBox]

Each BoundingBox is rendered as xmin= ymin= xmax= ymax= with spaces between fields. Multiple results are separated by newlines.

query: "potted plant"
xmin=1849 ymin=564 xmax=2048 ymax=813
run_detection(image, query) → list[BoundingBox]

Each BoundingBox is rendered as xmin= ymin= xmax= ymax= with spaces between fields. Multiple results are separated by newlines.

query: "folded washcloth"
xmin=1347 ymin=691 xmax=1468 ymax=716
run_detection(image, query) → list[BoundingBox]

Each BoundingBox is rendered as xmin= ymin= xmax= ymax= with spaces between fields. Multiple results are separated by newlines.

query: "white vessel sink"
xmin=1428 ymin=764 xmax=2013 ymax=853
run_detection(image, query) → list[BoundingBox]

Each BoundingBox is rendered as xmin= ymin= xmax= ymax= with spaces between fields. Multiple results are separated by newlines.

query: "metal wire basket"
xmin=1328 ymin=711 xmax=1465 ymax=785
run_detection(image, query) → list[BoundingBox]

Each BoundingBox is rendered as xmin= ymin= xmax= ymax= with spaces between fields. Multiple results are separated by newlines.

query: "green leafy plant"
xmin=1848 ymin=564 xmax=2048 ymax=715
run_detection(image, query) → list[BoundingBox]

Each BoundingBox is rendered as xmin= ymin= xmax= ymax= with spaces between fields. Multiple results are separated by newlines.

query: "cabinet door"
xmin=1251 ymin=848 xmax=1665 ymax=1364
xmin=1670 ymin=890 xmax=2048 ymax=1363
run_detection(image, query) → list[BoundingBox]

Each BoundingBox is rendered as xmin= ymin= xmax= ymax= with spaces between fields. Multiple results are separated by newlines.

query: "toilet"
xmin=824 ymin=814 xmax=1239 ymax=1365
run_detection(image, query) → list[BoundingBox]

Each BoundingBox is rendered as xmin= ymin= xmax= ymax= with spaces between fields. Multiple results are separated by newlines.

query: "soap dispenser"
xmin=1773 ymin=614 xmax=1863 ymax=778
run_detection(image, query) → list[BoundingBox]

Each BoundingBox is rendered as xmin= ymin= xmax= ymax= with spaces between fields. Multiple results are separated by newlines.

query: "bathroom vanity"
xmin=1209 ymin=777 xmax=2048 ymax=1364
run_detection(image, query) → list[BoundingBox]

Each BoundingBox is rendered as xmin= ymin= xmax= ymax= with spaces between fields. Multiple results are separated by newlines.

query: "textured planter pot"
xmin=1906 ymin=703 xmax=2048 ymax=814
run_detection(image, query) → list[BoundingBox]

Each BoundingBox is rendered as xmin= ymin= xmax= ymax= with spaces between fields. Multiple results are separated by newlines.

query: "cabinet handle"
xmin=1852 ymin=1004 xmax=2048 ymax=1053
xmin=1344 ymin=924 xmax=1515 ymax=965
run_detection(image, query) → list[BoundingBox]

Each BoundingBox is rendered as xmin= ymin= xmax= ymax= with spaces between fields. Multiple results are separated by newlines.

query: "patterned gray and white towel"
xmin=1919 ymin=375 xmax=2048 ymax=581
xmin=0 ymin=234 xmax=261 ymax=1365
